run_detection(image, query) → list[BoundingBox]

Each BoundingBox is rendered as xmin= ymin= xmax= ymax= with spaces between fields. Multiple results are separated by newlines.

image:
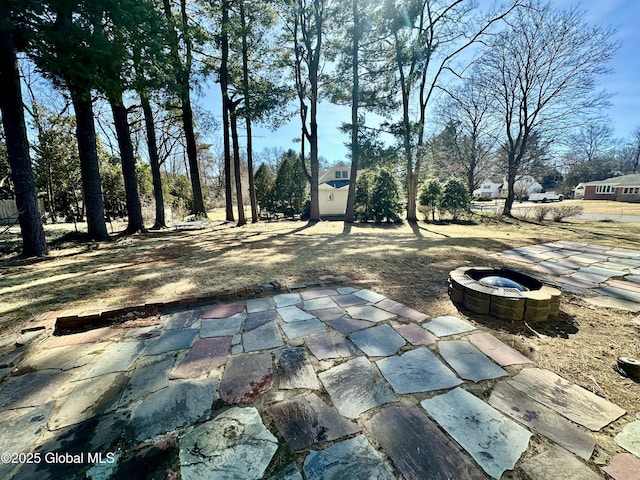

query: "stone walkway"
xmin=1 ymin=283 xmax=639 ymax=479
xmin=492 ymin=240 xmax=640 ymax=312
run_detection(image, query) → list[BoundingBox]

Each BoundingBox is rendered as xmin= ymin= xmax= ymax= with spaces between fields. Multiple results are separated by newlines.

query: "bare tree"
xmin=477 ymin=1 xmax=618 ymax=216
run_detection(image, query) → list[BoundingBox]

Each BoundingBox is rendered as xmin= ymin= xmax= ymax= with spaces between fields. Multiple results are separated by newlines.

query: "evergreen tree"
xmin=254 ymin=163 xmax=276 ymax=218
xmin=273 ymin=150 xmax=307 ymax=219
xmin=418 ymin=178 xmax=442 ymax=221
xmin=354 ymin=169 xmax=375 ymax=222
xmin=438 ymin=177 xmax=470 ymax=221
xmin=371 ymin=168 xmax=403 ymax=223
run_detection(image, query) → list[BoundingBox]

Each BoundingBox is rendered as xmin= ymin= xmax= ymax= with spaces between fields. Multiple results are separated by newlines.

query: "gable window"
xmin=335 ymin=171 xmax=342 ymax=179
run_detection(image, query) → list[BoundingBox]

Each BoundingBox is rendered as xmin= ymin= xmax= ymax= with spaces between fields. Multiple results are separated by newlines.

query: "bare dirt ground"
xmin=1 ymin=202 xmax=639 ymax=416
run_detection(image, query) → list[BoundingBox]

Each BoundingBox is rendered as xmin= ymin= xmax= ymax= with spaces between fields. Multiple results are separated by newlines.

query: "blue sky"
xmin=207 ymin=0 xmax=640 ymax=164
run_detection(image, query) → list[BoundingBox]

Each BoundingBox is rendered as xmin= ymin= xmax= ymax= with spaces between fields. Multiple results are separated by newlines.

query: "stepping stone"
xmin=375 ymin=298 xmax=429 ymax=322
xmin=0 ymin=403 xmax=53 ymax=477
xmin=275 ymin=347 xmax=320 ymax=390
xmin=171 ymin=336 xmax=231 ymax=379
xmin=201 ymin=315 xmax=243 ymax=337
xmin=304 ymin=296 xmax=340 ymax=311
xmin=118 ymin=354 xmax=175 ymax=407
xmin=438 ymin=340 xmax=507 ymax=382
xmin=0 ymin=370 xmax=71 ymax=409
xmin=273 ymin=293 xmax=301 ymax=307
xmin=603 ymin=453 xmax=640 ymax=480
xmin=555 ymin=275 xmax=600 ymax=290
xmin=570 ymin=269 xmax=615 ymax=284
xmin=243 ymin=310 xmax=277 ymax=331
xmin=0 ymin=347 xmax=26 ymax=368
xmin=242 ymin=321 xmax=283 ymax=352
xmin=595 ymin=285 xmax=640 ymax=304
xmin=311 ymin=307 xmax=347 ymax=322
xmin=333 ymin=293 xmax=368 ymax=307
xmin=606 ymin=279 xmax=640 ymax=293
xmin=110 ymin=437 xmax=180 ymax=480
xmin=277 ymin=306 xmax=316 ymax=323
xmin=392 ymin=323 xmax=438 ymax=345
xmin=324 ymin=316 xmax=374 ymax=334
xmin=376 ymin=347 xmax=462 ymax=394
xmin=336 ymin=286 xmax=358 ymax=295
xmin=366 ymin=406 xmax=485 ymax=480
xmin=305 ymin=331 xmax=359 ymax=360
xmin=615 ymin=420 xmax=640 ymax=457
xmin=180 ymin=407 xmax=278 ymax=480
xmin=268 ymin=393 xmax=360 ymax=450
xmin=270 ymin=464 xmax=303 ymax=480
xmin=246 ymin=297 xmax=275 ymax=313
xmin=424 ymin=315 xmax=476 ymax=337
xmin=508 ymin=368 xmax=626 ymax=431
xmin=354 ymin=288 xmax=386 ymax=303
xmin=489 ymin=382 xmax=595 ymax=459
xmin=76 ymin=340 xmax=146 ymax=380
xmin=319 ymin=356 xmax=396 ymax=419
xmin=567 ymin=253 xmax=609 ymax=264
xmin=520 ymin=445 xmax=602 ymax=480
xmin=45 ymin=327 xmax=118 ymax=348
xmin=468 ymin=332 xmax=533 ymax=366
xmin=145 ymin=328 xmax=198 ymax=356
xmin=300 ymin=289 xmax=338 ymax=300
xmin=349 ymin=324 xmax=405 ymax=357
xmin=281 ymin=318 xmax=327 ymax=339
xmin=345 ymin=305 xmax=395 ymax=322
xmin=22 ymin=342 xmax=108 ymax=371
xmin=534 ymin=262 xmax=575 ymax=276
xmin=219 ymin=352 xmax=273 ymax=404
xmin=421 ymin=387 xmax=531 ymax=480
xmin=201 ymin=303 xmax=245 ymax=319
xmin=49 ymin=372 xmax=127 ymax=430
xmin=126 ymin=325 xmax=162 ymax=340
xmin=303 ymin=435 xmax=395 ymax=480
xmin=130 ymin=375 xmax=219 ymax=441
xmin=164 ymin=309 xmax=201 ymax=330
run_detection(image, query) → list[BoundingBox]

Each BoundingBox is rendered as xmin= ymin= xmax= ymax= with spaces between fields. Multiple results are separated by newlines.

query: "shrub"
xmin=419 ymin=178 xmax=442 ymax=221
xmin=533 ymin=205 xmax=552 ymax=222
xmin=371 ymin=169 xmax=403 ymax=223
xmin=354 ymin=170 xmax=375 ymax=222
xmin=550 ymin=205 xmax=584 ymax=222
xmin=438 ymin=177 xmax=470 ymax=220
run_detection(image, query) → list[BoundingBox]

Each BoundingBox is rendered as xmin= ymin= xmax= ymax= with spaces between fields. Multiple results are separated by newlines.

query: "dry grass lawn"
xmin=1 ymin=202 xmax=639 ymax=416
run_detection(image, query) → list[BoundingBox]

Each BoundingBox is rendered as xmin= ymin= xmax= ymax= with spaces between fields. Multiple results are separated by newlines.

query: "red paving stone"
xmin=375 ymin=298 xmax=428 ymax=322
xmin=605 ymin=279 xmax=640 ymax=293
xmin=392 ymin=323 xmax=437 ymax=346
xmin=201 ymin=303 xmax=245 ymax=319
xmin=602 ymin=453 xmax=640 ymax=480
xmin=170 ymin=337 xmax=231 ymax=379
xmin=468 ymin=332 xmax=533 ymax=367
xmin=219 ymin=352 xmax=273 ymax=404
xmin=46 ymin=327 xmax=119 ymax=348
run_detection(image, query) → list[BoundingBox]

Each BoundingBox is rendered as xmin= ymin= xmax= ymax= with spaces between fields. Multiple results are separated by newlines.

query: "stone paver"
xmin=392 ymin=322 xmax=438 ymax=345
xmin=424 ymin=315 xmax=476 ymax=336
xmin=303 ymin=435 xmax=395 ymax=480
xmin=244 ymin=310 xmax=278 ymax=331
xmin=179 ymin=407 xmax=278 ymax=480
xmin=348 ymin=324 xmax=405 ymax=357
xmin=367 ymin=406 xmax=485 ymax=480
xmin=305 ymin=331 xmax=358 ymax=360
xmin=421 ymin=387 xmax=532 ymax=479
xmin=242 ymin=320 xmax=284 ymax=351
xmin=615 ymin=420 xmax=640 ymax=457
xmin=270 ymin=464 xmax=303 ymax=480
xmin=376 ymin=347 xmax=461 ymax=394
xmin=22 ymin=342 xmax=108 ymax=371
xmin=311 ymin=307 xmax=347 ymax=321
xmin=268 ymin=393 xmax=359 ymax=450
xmin=277 ymin=306 xmax=316 ymax=323
xmin=438 ymin=340 xmax=508 ymax=382
xmin=201 ymin=303 xmax=245 ymax=318
xmin=201 ymin=315 xmax=244 ymax=337
xmin=219 ymin=352 xmax=273 ymax=404
xmin=508 ymin=367 xmax=626 ymax=431
xmin=354 ymin=288 xmax=386 ymax=303
xmin=281 ymin=318 xmax=327 ymax=339
xmin=319 ymin=356 xmax=397 ymax=419
xmin=375 ymin=298 xmax=429 ymax=322
xmin=0 ymin=370 xmax=71 ymax=410
xmin=164 ymin=309 xmax=202 ymax=330
xmin=468 ymin=332 xmax=533 ymax=366
xmin=275 ymin=347 xmax=320 ymax=390
xmin=44 ymin=326 xmax=118 ymax=348
xmin=76 ymin=340 xmax=146 ymax=380
xmin=145 ymin=328 xmax=198 ymax=356
xmin=171 ymin=336 xmax=231 ymax=379
xmin=303 ymin=296 xmax=340 ymax=311
xmin=300 ymin=289 xmax=338 ymax=300
xmin=345 ymin=305 xmax=396 ymax=322
xmin=332 ymin=293 xmax=368 ymax=307
xmin=130 ymin=375 xmax=219 ymax=442
xmin=520 ymin=445 xmax=602 ymax=480
xmin=323 ymin=316 xmax=374 ymax=334
xmin=118 ymin=354 xmax=174 ymax=407
xmin=273 ymin=293 xmax=301 ymax=307
xmin=489 ymin=381 xmax=595 ymax=459
xmin=246 ymin=297 xmax=275 ymax=313
xmin=602 ymin=453 xmax=640 ymax=480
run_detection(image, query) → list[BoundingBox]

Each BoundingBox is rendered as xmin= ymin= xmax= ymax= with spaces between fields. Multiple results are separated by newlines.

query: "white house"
xmin=473 ymin=175 xmax=542 ymax=199
xmin=473 ymin=176 xmax=504 ymax=199
xmin=318 ymin=161 xmax=351 ymax=217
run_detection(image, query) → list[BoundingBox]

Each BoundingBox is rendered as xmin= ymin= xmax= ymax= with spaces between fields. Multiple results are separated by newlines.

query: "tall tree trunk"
xmin=220 ymin=0 xmax=234 ymax=222
xmin=230 ymin=104 xmax=246 ymax=226
xmin=68 ymin=85 xmax=110 ymax=241
xmin=344 ymin=0 xmax=360 ymax=224
xmin=0 ymin=9 xmax=48 ymax=256
xmin=239 ymin=2 xmax=258 ymax=223
xmin=109 ymin=92 xmax=145 ymax=233
xmin=140 ymin=93 xmax=167 ymax=228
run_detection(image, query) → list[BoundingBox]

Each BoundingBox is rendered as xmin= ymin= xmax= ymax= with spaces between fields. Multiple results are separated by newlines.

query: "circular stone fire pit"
xmin=448 ymin=267 xmax=561 ymax=323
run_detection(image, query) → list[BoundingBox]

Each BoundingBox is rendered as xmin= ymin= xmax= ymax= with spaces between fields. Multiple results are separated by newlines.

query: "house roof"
xmin=319 ymin=180 xmax=350 ymax=190
xmin=584 ymin=174 xmax=640 ymax=187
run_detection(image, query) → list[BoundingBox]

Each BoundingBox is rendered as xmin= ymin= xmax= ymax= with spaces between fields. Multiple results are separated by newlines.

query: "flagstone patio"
xmin=0 ymin=280 xmax=638 ymax=479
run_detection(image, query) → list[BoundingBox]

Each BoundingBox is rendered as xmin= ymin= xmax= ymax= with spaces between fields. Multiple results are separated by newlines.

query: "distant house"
xmin=583 ymin=174 xmax=640 ymax=202
xmin=472 ymin=175 xmax=542 ymax=199
xmin=473 ymin=176 xmax=504 ymax=199
xmin=318 ymin=161 xmax=351 ymax=217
